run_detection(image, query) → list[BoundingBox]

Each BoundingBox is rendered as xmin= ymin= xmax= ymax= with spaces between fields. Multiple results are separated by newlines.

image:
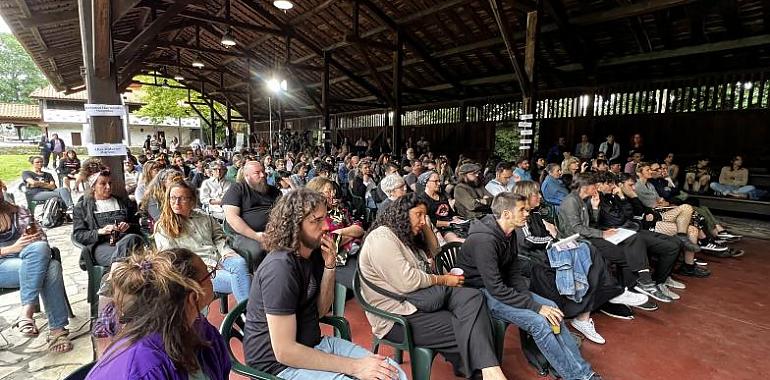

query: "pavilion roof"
xmin=2 ymin=0 xmax=769 ymax=121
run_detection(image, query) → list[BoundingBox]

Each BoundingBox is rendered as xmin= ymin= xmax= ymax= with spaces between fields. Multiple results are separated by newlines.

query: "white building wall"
xmin=43 ymin=123 xmax=200 ymax=148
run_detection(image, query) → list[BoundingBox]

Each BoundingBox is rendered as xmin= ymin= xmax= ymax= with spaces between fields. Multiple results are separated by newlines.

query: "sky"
xmin=0 ymin=15 xmax=10 ymax=33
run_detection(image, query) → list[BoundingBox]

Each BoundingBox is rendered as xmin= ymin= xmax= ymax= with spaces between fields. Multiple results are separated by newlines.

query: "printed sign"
xmin=85 ymin=104 xmax=126 ymax=117
xmin=519 ymin=139 xmax=533 ymax=144
xmin=518 ymin=121 xmax=533 ymax=128
xmin=519 ymin=145 xmax=531 ymax=150
xmin=520 ymin=129 xmax=533 ymax=136
xmin=520 ymin=114 xmax=534 ymax=120
xmin=87 ymin=143 xmax=127 ymax=156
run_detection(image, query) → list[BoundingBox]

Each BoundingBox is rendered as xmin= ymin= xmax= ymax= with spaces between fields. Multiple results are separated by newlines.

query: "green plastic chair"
xmin=352 ymin=272 xmax=437 ymax=380
xmin=72 ymin=239 xmax=108 ymax=320
xmin=219 ymin=300 xmax=352 ymax=380
xmin=434 ymin=242 xmax=509 ymax=363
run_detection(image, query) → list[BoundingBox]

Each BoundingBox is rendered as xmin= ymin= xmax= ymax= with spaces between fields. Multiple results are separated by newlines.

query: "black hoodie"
xmin=458 ymin=214 xmax=541 ymax=312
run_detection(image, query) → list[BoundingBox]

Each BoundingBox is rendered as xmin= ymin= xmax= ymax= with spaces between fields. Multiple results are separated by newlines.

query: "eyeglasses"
xmin=169 ymin=196 xmax=192 ymax=204
xmin=199 ymin=264 xmax=220 ymax=283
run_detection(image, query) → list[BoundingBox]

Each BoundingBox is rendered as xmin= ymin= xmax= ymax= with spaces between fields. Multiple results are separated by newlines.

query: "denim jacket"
xmin=546 ymin=242 xmax=592 ymax=303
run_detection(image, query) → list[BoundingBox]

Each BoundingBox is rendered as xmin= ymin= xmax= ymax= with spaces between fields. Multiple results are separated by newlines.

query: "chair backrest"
xmin=435 ymin=242 xmax=463 ymax=275
xmin=219 ymin=300 xmax=283 ymax=380
xmin=62 ymin=361 xmax=96 ymax=380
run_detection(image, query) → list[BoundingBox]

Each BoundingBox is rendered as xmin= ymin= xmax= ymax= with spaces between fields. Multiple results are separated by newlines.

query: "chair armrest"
xmin=230 ymin=362 xmax=285 ymax=380
xmin=72 ymin=239 xmax=96 ymax=271
xmin=320 ymin=316 xmax=351 ymax=341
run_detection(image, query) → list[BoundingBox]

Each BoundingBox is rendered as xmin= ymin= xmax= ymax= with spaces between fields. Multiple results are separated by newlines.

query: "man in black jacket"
xmin=459 ymin=192 xmax=602 ymax=380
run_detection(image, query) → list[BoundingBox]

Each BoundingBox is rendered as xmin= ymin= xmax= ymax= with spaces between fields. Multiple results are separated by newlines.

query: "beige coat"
xmin=358 ymin=226 xmax=435 ymax=338
xmin=153 ymin=210 xmax=236 ymax=266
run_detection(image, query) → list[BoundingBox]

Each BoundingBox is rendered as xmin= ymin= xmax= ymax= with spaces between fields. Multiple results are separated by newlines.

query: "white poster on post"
xmin=85 ymin=104 xmax=126 ymax=117
xmin=87 ymin=143 xmax=127 ymax=157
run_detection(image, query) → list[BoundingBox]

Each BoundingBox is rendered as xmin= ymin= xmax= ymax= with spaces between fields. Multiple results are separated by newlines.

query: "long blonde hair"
xmin=139 ymin=169 xmax=184 ymax=213
xmin=155 ymin=181 xmax=197 ymax=239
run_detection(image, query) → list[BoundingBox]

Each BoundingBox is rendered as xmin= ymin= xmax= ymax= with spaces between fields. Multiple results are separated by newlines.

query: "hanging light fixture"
xmin=273 ymin=1 xmax=293 ymax=10
xmin=174 ymin=73 xmax=185 ymax=81
xmin=174 ymin=49 xmax=185 ymax=80
xmin=221 ymin=0 xmax=236 ymax=47
xmin=192 ymin=25 xmax=205 ymax=68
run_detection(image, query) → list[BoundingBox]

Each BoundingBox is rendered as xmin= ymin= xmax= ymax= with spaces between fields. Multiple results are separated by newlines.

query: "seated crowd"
xmin=2 ymin=131 xmax=760 ymax=380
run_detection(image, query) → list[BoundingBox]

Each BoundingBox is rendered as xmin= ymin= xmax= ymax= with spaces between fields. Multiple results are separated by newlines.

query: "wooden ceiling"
xmin=3 ymin=0 xmax=770 ymax=121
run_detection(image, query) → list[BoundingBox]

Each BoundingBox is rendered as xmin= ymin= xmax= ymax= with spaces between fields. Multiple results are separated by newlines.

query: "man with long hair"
xmin=243 ymin=189 xmax=407 ymax=380
xmin=223 ymin=161 xmax=281 ymax=269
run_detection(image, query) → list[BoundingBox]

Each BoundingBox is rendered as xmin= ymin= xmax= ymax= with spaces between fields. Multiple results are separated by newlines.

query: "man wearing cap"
xmin=454 ymin=162 xmax=493 ymax=220
xmin=200 ymin=160 xmax=233 ymax=221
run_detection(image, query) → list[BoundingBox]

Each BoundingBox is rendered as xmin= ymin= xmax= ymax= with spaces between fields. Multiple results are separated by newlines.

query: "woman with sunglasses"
xmin=154 ymin=181 xmax=251 ymax=303
xmin=73 ymin=170 xmax=145 ymax=268
xmin=87 ymin=248 xmax=231 ymax=379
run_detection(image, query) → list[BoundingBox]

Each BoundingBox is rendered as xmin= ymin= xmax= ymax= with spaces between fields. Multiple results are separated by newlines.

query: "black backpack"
xmin=35 ymin=196 xmax=66 ymax=228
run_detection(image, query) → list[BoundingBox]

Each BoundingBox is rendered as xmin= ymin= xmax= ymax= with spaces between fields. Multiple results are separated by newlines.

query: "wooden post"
xmin=322 ymin=51 xmax=331 ymax=154
xmin=392 ymin=30 xmax=404 ymax=157
xmin=246 ymin=59 xmax=253 ymax=148
xmin=524 ymin=6 xmax=541 ymax=155
xmin=78 ymin=0 xmax=125 ymax=198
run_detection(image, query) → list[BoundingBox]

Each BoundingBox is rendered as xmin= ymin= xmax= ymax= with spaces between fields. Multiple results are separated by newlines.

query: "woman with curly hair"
xmin=86 ymin=248 xmax=231 ymax=379
xmin=153 ymin=181 xmax=250 ymax=302
xmin=358 ymin=194 xmax=507 ymax=380
xmin=139 ymin=168 xmax=185 ymax=220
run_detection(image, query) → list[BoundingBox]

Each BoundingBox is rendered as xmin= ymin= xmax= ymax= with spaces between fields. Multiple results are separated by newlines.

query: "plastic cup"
xmin=449 ymin=268 xmax=464 ymax=276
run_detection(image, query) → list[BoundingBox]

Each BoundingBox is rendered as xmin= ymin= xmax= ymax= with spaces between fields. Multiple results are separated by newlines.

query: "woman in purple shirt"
xmin=86 ymin=248 xmax=231 ymax=380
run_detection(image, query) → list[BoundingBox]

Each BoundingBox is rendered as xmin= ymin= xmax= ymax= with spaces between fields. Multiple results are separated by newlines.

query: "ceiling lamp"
xmin=192 ymin=56 xmax=205 ymax=68
xmin=273 ymin=1 xmax=293 ymax=10
xmin=221 ymin=28 xmax=236 ymax=47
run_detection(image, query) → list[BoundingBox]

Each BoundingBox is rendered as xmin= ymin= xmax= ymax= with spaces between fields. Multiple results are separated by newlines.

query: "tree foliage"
xmin=493 ymin=125 xmax=520 ymax=162
xmin=0 ymin=33 xmax=49 ymax=104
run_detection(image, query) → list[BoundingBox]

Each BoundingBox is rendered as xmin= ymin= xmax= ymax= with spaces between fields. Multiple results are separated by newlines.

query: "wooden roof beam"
xmin=178 ymin=10 xmax=284 ymax=35
xmin=544 ymin=0 xmax=595 ymax=71
xmin=115 ymin=0 xmax=195 ymax=68
xmin=19 ymin=10 xmax=79 ymax=28
xmin=488 ymin=0 xmax=530 ymax=97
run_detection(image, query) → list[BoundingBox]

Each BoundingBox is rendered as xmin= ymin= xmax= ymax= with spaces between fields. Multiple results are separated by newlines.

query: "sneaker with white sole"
xmin=694 ymin=259 xmax=708 ymax=266
xmin=665 ymin=277 xmax=686 ymax=289
xmin=717 ymin=231 xmax=742 ymax=240
xmin=699 ymin=242 xmax=728 ymax=252
xmin=570 ymin=318 xmax=605 ymax=344
xmin=599 ymin=303 xmax=634 ymax=320
xmin=634 ymin=281 xmax=673 ymax=303
xmin=608 ymin=288 xmax=649 ymax=306
xmin=658 ymin=284 xmax=680 ymax=300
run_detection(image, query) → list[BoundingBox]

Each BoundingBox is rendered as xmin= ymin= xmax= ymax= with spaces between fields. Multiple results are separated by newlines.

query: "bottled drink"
xmin=109 ymin=220 xmax=120 ymax=246
xmin=25 ymin=222 xmax=38 ymax=236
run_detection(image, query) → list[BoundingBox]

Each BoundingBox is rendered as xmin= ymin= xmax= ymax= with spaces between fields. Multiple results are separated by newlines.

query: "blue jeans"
xmin=212 ymin=255 xmax=251 ymax=302
xmin=277 ymin=336 xmax=408 ymax=380
xmin=0 ymin=242 xmax=69 ymax=330
xmin=709 ymin=183 xmax=757 ymax=198
xmin=482 ymin=290 xmax=594 ymax=380
xmin=30 ymin=188 xmax=73 ymax=208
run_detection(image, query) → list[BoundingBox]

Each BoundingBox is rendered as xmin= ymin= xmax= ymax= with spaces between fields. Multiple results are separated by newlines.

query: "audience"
xmin=541 ymin=163 xmax=569 ymax=206
xmin=22 ymin=155 xmax=74 ymax=211
xmin=199 ymin=161 xmax=232 ymax=221
xmin=454 ymin=163 xmax=493 ymax=219
xmin=710 ymin=155 xmax=759 ymax=199
xmin=485 ymin=161 xmax=516 ymax=196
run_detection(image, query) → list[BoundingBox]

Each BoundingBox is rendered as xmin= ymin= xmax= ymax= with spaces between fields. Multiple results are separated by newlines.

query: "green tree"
xmin=0 ymin=33 xmax=49 ymax=104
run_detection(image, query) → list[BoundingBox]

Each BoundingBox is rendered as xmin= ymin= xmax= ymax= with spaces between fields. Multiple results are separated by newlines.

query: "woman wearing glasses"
xmin=154 ymin=181 xmax=251 ymax=303
xmin=72 ymin=170 xmax=146 ymax=272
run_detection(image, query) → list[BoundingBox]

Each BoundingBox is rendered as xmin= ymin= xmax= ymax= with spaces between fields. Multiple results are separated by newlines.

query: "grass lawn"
xmin=0 ymin=155 xmax=34 ymax=183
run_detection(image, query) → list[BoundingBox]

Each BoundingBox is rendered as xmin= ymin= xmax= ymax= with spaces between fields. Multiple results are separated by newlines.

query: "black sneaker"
xmin=717 ymin=231 xmax=742 ymax=240
xmin=634 ymin=280 xmax=674 ymax=303
xmin=631 ymin=300 xmax=659 ymax=311
xmin=677 ymin=264 xmax=711 ymax=278
xmin=699 ymin=239 xmax=728 ymax=252
xmin=599 ymin=303 xmax=634 ymax=320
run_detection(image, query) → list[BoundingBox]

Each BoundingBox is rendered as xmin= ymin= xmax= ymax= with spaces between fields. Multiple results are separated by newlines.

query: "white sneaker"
xmin=665 ymin=277 xmax=686 ymax=289
xmin=608 ymin=287 xmax=649 ymax=307
xmin=658 ymin=284 xmax=680 ymax=300
xmin=570 ymin=318 xmax=605 ymax=344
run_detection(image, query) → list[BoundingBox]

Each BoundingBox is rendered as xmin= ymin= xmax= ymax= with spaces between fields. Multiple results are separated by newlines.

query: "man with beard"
xmin=223 ymin=161 xmax=282 ymax=270
xmin=513 ymin=157 xmax=532 ymax=182
xmin=453 ymin=163 xmax=493 ymax=220
xmin=243 ymin=188 xmax=407 ymax=380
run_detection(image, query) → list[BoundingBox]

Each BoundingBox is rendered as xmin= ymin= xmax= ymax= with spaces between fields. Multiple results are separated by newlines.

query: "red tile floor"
xmin=208 ymin=238 xmax=770 ymax=380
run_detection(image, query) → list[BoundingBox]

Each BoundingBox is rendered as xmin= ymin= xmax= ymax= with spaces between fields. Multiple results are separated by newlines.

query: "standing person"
xmin=598 ymin=134 xmax=621 ymax=162
xmin=0 ymin=180 xmax=72 ymax=353
xmin=458 ymin=193 xmax=603 ymax=379
xmin=168 ymin=136 xmax=180 ymax=153
xmin=38 ymin=134 xmax=52 ymax=169
xmin=49 ymin=133 xmax=66 ymax=169
xmin=142 ymin=135 xmax=151 ymax=152
xmin=21 ymin=156 xmax=74 ymax=210
xmin=243 ymin=189 xmax=408 ymax=380
xmin=86 ymin=249 xmax=231 ymax=380
xmin=222 ymin=161 xmax=281 ymax=269
xmin=359 ymin=194 xmax=507 ymax=380
xmin=154 ymin=181 xmax=250 ymax=303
